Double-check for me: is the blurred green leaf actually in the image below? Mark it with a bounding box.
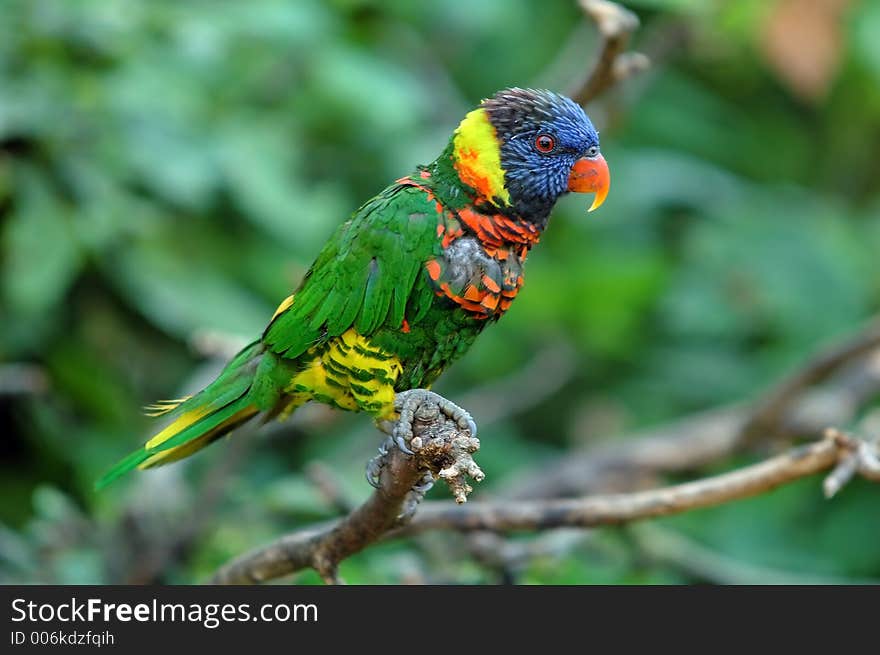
[108,238,271,339]
[2,168,83,318]
[2,0,880,585]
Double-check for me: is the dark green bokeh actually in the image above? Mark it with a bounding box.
[2,0,879,584]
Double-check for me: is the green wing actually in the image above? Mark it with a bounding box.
[263,183,441,359]
[96,183,443,488]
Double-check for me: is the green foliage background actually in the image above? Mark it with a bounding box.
[2,0,880,584]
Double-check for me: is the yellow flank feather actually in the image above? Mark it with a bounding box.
[452,107,511,205]
[285,328,402,420]
[285,358,359,413]
[144,406,211,450]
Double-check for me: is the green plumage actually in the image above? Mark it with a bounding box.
[264,178,488,389]
[98,176,486,488]
[97,87,599,487]
[264,184,444,359]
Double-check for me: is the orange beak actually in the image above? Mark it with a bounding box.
[567,154,610,212]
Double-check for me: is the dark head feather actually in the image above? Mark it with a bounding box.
[482,88,600,226]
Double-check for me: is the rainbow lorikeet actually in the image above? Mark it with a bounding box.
[97,88,610,489]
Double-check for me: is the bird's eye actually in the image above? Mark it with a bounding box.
[534,134,555,153]
[586,145,600,158]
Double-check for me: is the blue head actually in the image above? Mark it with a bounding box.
[480,88,609,225]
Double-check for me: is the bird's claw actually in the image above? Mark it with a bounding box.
[436,396,478,439]
[395,435,414,455]
[399,471,436,522]
[365,436,393,488]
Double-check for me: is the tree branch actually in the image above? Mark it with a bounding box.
[210,429,879,583]
[509,320,880,500]
[570,0,649,105]
[397,431,879,534]
[440,320,880,576]
[211,398,483,584]
[736,318,880,447]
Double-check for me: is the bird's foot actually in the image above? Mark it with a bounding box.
[391,388,477,454]
[399,471,436,521]
[365,389,481,510]
[365,435,393,489]
[365,438,436,520]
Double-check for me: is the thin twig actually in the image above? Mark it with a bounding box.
[570,0,649,105]
[822,427,880,498]
[737,318,880,447]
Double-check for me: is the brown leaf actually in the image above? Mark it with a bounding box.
[760,0,852,102]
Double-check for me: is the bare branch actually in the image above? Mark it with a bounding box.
[210,401,483,584]
[571,0,649,105]
[395,434,877,535]
[822,427,880,498]
[424,318,880,576]
[510,321,880,500]
[737,318,880,447]
[210,432,879,583]
[208,319,880,584]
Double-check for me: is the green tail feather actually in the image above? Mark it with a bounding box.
[95,340,267,490]
[95,449,152,490]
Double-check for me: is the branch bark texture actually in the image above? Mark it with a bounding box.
[211,430,879,583]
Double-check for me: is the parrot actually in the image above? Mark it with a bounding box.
[96,88,610,489]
